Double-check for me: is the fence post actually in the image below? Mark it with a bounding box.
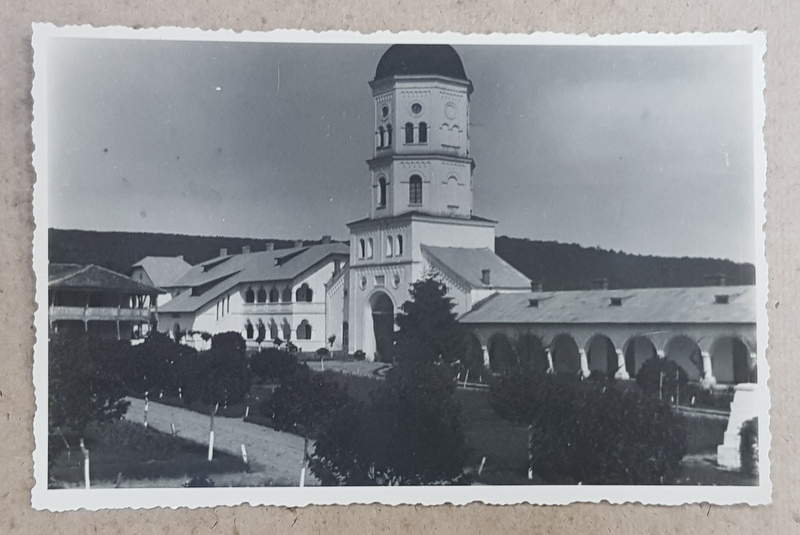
[527,424,534,480]
[80,438,90,489]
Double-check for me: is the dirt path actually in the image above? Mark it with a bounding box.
[124,397,317,486]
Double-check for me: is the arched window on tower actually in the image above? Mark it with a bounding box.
[378,177,387,208]
[269,287,280,303]
[377,126,385,149]
[367,238,374,259]
[409,175,423,205]
[446,176,459,208]
[359,239,366,259]
[396,234,404,256]
[404,122,414,144]
[386,124,392,146]
[386,235,393,257]
[418,122,428,143]
[244,287,255,303]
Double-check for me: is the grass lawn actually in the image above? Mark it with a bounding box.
[49,419,248,488]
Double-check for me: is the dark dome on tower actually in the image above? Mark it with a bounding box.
[374,45,468,81]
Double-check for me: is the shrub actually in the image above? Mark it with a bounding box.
[635,357,689,401]
[260,365,351,437]
[491,371,687,484]
[182,348,251,408]
[211,331,247,356]
[316,347,331,358]
[120,331,197,397]
[739,417,758,477]
[249,348,298,383]
[309,353,468,485]
[353,350,366,361]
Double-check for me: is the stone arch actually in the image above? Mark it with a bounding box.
[269,287,280,303]
[244,287,255,303]
[516,332,548,374]
[297,319,312,340]
[664,334,704,381]
[585,334,617,378]
[296,283,313,303]
[623,335,657,378]
[268,319,279,340]
[377,176,387,208]
[710,336,754,384]
[256,287,267,303]
[281,318,292,341]
[551,333,581,376]
[244,319,254,340]
[364,290,395,363]
[488,332,516,373]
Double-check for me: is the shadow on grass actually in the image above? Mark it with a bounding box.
[49,419,248,488]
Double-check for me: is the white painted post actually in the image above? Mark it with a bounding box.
[579,349,590,379]
[658,371,664,400]
[463,369,470,388]
[171,423,176,436]
[208,431,215,462]
[144,392,149,428]
[241,444,248,465]
[320,356,324,372]
[299,466,306,487]
[478,456,486,476]
[245,405,250,419]
[80,438,90,489]
[527,425,534,480]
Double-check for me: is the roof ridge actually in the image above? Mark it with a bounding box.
[48,264,92,285]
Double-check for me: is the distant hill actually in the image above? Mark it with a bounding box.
[495,236,755,290]
[49,228,755,289]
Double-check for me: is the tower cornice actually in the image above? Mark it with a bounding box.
[367,154,476,172]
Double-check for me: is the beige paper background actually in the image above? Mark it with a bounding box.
[2,1,797,532]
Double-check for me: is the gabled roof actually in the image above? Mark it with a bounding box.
[422,245,531,290]
[131,256,192,288]
[159,243,349,314]
[458,285,756,325]
[49,263,162,294]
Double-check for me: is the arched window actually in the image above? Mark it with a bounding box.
[405,122,414,144]
[244,287,255,303]
[296,283,313,302]
[386,235,394,257]
[269,320,279,340]
[396,234,404,256]
[281,319,292,341]
[256,287,267,303]
[281,287,292,302]
[446,176,459,207]
[378,177,387,208]
[245,320,254,340]
[409,175,422,205]
[269,287,280,303]
[297,320,312,340]
[256,319,266,341]
[359,239,366,259]
[418,122,428,143]
[367,238,374,259]
[377,126,385,148]
[386,124,392,146]
[342,321,349,347]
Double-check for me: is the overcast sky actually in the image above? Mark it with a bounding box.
[47,38,758,263]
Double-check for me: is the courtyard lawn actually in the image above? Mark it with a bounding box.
[49,419,248,488]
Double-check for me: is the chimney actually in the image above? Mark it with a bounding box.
[294,240,304,248]
[264,242,274,251]
[530,280,543,292]
[178,255,184,261]
[242,245,251,254]
[321,235,332,244]
[481,269,491,285]
[219,248,228,257]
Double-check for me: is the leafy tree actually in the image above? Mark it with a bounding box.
[249,347,298,383]
[635,357,689,401]
[49,334,130,459]
[393,276,465,364]
[119,331,196,398]
[309,341,468,485]
[211,331,247,356]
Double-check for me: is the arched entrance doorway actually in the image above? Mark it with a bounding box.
[586,335,617,378]
[664,335,704,381]
[623,336,657,378]
[364,291,395,362]
[551,334,581,376]
[710,337,753,384]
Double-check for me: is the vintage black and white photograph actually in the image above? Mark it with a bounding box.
[31,26,768,509]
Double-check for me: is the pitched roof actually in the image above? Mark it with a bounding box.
[131,256,192,288]
[159,243,349,314]
[422,245,531,290]
[458,285,757,325]
[49,263,162,294]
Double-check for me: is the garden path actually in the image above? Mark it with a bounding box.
[124,397,318,486]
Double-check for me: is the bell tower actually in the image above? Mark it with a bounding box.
[368,45,475,220]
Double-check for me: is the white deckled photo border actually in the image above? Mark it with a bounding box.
[31,24,770,510]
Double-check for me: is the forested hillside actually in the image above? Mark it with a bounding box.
[49,228,755,289]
